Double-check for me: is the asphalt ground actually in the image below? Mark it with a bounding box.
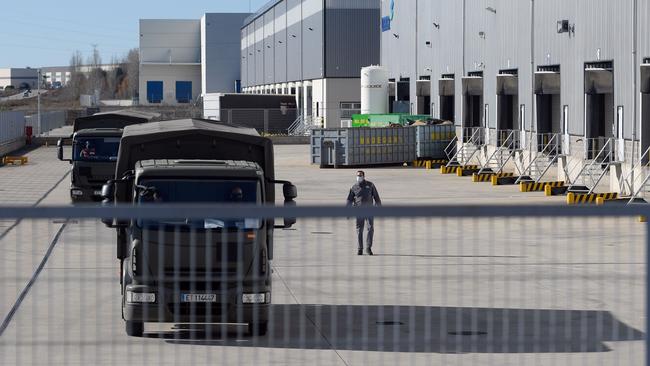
[0,145,645,365]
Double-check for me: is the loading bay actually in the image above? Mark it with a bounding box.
[0,145,644,365]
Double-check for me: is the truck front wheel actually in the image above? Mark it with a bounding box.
[125,321,144,337]
[248,321,268,336]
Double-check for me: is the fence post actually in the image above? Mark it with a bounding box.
[647,219,650,366]
[264,109,269,135]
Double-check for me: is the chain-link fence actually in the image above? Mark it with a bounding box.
[0,205,647,365]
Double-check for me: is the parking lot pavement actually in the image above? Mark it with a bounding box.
[274,145,568,206]
[0,144,646,365]
[0,146,70,206]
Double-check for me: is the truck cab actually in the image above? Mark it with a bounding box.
[101,119,296,337]
[57,110,158,202]
[59,128,122,200]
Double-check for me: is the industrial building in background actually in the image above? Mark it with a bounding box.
[0,68,39,90]
[240,0,380,129]
[381,0,650,197]
[139,13,250,106]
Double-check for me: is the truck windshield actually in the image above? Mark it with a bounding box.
[73,137,120,162]
[137,179,262,231]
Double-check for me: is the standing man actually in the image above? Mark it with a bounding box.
[347,171,382,256]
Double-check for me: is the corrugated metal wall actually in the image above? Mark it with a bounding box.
[325,0,381,78]
[242,0,380,87]
[382,0,644,142]
[274,3,288,83]
[302,0,324,80]
[0,111,26,145]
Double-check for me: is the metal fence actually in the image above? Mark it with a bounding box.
[0,205,647,365]
[0,111,25,145]
[25,111,67,136]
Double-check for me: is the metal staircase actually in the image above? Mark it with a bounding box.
[444,135,458,161]
[567,138,619,194]
[476,130,520,175]
[619,146,650,204]
[516,133,561,184]
[446,127,485,168]
[288,115,317,136]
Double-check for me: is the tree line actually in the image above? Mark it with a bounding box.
[67,46,139,101]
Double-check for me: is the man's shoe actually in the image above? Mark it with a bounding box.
[358,249,363,256]
[366,248,374,256]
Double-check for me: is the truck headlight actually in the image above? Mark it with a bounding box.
[126,291,156,303]
[242,292,270,304]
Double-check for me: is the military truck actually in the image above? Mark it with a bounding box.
[57,110,158,202]
[101,119,297,337]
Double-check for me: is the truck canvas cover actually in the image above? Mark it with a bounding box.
[116,119,275,200]
[73,110,159,132]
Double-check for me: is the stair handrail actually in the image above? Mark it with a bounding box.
[567,138,614,193]
[619,146,650,196]
[446,127,482,167]
[287,114,305,135]
[515,133,560,184]
[627,171,650,204]
[477,130,516,175]
[444,135,458,161]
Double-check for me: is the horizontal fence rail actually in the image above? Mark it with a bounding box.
[0,205,647,365]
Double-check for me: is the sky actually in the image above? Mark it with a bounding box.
[0,0,269,68]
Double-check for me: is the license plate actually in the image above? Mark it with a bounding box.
[181,294,217,303]
[93,190,102,196]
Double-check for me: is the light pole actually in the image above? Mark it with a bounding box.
[37,69,41,135]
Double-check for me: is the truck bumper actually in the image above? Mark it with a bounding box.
[123,284,270,324]
[70,186,103,203]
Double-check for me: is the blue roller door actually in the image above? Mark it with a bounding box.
[176,81,192,103]
[147,81,163,104]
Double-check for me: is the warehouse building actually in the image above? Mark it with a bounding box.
[382,0,650,195]
[139,13,250,106]
[0,68,39,90]
[240,0,380,128]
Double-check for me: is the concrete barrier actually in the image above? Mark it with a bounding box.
[567,192,618,205]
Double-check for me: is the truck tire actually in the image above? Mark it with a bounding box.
[125,321,144,337]
[248,321,268,336]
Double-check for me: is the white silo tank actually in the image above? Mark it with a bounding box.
[361,65,389,114]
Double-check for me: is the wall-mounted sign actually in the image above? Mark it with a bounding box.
[382,16,391,32]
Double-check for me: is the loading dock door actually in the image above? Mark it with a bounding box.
[462,77,484,129]
[175,81,192,103]
[496,75,519,132]
[584,68,614,138]
[535,71,562,136]
[439,78,455,122]
[416,80,431,115]
[147,81,163,104]
[641,64,650,157]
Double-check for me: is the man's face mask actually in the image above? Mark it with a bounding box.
[356,176,364,183]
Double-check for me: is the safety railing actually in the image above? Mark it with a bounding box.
[444,135,458,161]
[0,204,646,365]
[477,130,519,175]
[447,127,485,167]
[619,146,650,198]
[569,138,617,194]
[516,133,562,184]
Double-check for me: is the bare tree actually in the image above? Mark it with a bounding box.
[87,45,105,99]
[125,48,139,99]
[67,50,86,100]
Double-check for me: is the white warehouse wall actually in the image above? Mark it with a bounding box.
[139,65,201,106]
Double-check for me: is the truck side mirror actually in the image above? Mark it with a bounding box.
[283,199,297,228]
[283,183,298,201]
[57,138,72,163]
[101,180,129,229]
